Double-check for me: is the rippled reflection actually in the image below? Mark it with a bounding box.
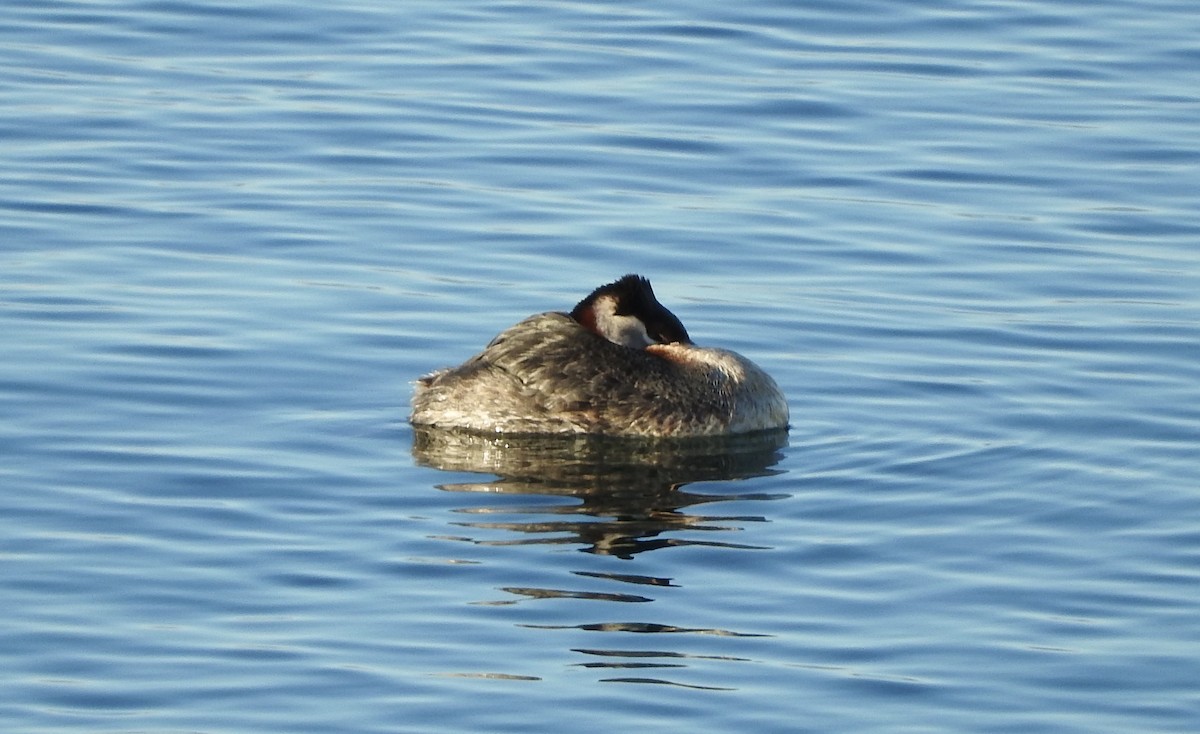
[412,427,789,559]
[412,427,789,688]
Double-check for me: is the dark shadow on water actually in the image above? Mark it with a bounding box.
[411,427,790,690]
[412,427,789,559]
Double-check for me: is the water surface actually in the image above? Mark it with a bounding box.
[2,1,1198,732]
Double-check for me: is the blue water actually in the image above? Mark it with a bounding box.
[3,1,1199,732]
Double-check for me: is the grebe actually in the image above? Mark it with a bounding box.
[410,275,789,437]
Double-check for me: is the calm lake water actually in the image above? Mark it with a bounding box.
[3,1,1199,732]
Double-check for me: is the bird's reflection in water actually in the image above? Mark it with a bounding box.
[412,427,789,559]
[411,426,789,690]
